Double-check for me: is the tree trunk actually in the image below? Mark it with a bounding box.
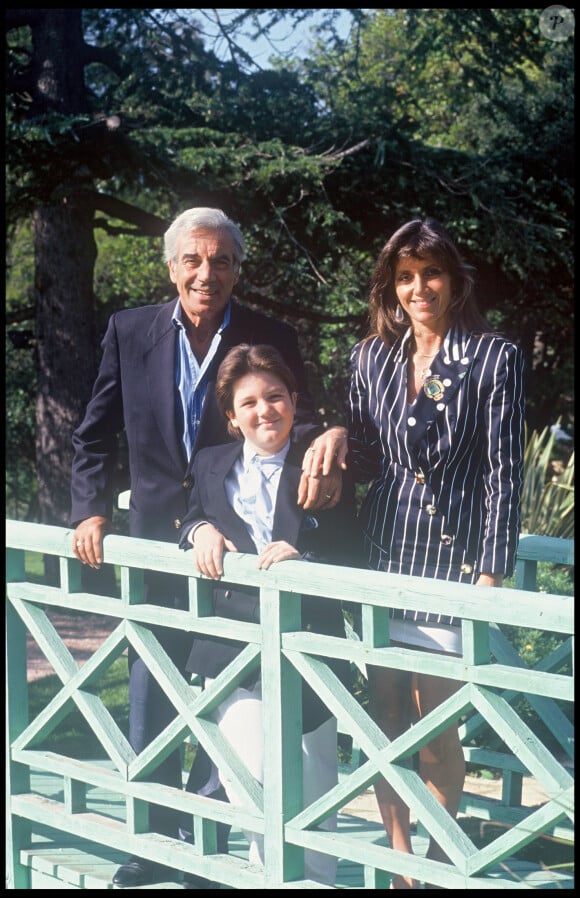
[24,9,99,527]
[34,198,98,526]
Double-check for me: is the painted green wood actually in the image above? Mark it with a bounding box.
[15,773,574,890]
[5,520,573,634]
[461,627,574,747]
[514,534,574,591]
[516,534,574,566]
[6,520,574,889]
[262,587,306,885]
[283,629,572,703]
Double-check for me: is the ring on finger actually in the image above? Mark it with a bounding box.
[76,540,84,547]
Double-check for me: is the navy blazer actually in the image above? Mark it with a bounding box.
[349,324,525,625]
[70,298,316,544]
[178,433,360,732]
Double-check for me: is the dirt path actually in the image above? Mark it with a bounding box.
[26,609,119,682]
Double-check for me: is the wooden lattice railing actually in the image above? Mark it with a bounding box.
[6,520,574,888]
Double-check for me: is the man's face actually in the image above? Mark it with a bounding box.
[168,228,239,325]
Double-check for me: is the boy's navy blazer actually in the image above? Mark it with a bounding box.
[179,433,359,732]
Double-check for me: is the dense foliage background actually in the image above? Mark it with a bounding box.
[6,9,574,527]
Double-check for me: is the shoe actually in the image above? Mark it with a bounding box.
[183,872,220,889]
[112,857,173,887]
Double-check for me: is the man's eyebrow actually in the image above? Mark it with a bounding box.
[181,252,232,261]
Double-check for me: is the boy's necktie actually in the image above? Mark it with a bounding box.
[238,454,283,550]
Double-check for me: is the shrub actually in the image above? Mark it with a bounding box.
[520,419,574,539]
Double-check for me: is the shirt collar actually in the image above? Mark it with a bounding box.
[242,440,291,480]
[171,298,232,333]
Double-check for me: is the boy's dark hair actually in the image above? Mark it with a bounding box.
[216,343,297,439]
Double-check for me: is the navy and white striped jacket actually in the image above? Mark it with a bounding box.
[348,325,525,625]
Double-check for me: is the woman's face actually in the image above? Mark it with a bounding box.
[394,253,452,331]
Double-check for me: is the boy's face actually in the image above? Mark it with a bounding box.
[227,372,296,457]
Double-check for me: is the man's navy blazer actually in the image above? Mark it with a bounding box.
[70,298,316,545]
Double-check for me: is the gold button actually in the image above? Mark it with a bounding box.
[460,563,473,574]
[174,518,182,529]
[441,534,453,546]
[416,472,425,484]
[425,504,437,515]
[182,477,193,489]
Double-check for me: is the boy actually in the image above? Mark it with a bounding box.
[179,343,359,885]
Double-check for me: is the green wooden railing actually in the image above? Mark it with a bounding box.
[6,519,574,889]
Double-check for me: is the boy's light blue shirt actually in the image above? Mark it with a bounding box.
[226,440,291,551]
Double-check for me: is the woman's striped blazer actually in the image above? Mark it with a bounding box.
[348,324,525,625]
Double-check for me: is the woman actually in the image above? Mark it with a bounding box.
[348,218,525,888]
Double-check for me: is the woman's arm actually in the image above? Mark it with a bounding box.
[479,341,526,578]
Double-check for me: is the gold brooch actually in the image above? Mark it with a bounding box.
[423,377,445,401]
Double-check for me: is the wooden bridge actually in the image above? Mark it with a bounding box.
[6,520,574,889]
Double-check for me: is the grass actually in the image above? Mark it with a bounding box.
[28,656,198,770]
[29,657,129,758]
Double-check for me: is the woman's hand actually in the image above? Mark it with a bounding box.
[298,426,348,510]
[257,541,301,570]
[192,523,238,580]
[476,573,504,588]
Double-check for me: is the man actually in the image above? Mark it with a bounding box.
[70,207,347,887]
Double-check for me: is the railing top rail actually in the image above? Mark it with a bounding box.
[6,520,574,636]
[516,533,575,565]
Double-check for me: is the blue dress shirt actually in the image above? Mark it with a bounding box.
[172,299,231,459]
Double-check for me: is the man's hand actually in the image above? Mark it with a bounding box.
[72,516,109,569]
[298,426,348,510]
[192,523,238,580]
